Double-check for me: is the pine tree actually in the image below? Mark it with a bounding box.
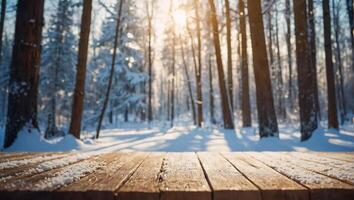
[96,0,124,139]
[92,0,145,129]
[4,0,45,148]
[41,0,76,138]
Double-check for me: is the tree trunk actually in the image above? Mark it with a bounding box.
[193,0,204,127]
[167,80,171,121]
[285,0,293,111]
[181,37,197,125]
[208,0,234,129]
[96,0,123,139]
[347,0,354,72]
[170,33,175,128]
[208,54,216,124]
[69,0,92,139]
[225,0,233,111]
[266,0,274,76]
[323,0,339,129]
[4,0,44,148]
[332,0,347,124]
[45,47,60,139]
[247,0,278,137]
[0,0,6,63]
[147,1,153,122]
[308,0,321,120]
[124,107,128,122]
[293,0,318,141]
[275,5,285,120]
[239,0,251,127]
[187,23,200,125]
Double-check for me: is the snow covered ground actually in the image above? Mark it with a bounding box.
[1,121,354,152]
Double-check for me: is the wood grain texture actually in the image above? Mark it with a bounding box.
[117,153,164,200]
[57,152,147,200]
[223,152,309,200]
[266,152,354,185]
[250,152,354,200]
[314,152,354,163]
[0,152,63,164]
[0,152,353,200]
[289,152,354,170]
[159,152,212,200]
[198,152,261,200]
[0,153,69,183]
[0,152,37,161]
[0,153,111,200]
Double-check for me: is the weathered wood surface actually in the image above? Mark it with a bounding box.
[0,152,353,200]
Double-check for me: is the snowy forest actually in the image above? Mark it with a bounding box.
[0,0,353,152]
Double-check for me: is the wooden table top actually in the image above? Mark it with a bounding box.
[0,152,353,200]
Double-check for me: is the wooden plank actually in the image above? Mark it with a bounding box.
[0,152,57,163]
[0,152,37,161]
[198,152,261,200]
[56,152,148,200]
[289,152,354,171]
[117,153,164,200]
[290,152,354,168]
[0,153,114,200]
[222,152,309,200]
[264,152,354,185]
[0,153,66,171]
[159,153,211,200]
[249,152,354,200]
[312,152,354,163]
[0,152,92,183]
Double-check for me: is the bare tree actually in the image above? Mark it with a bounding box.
[247,0,278,137]
[209,0,234,129]
[4,0,44,148]
[96,0,124,139]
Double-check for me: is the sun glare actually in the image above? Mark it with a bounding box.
[172,9,188,32]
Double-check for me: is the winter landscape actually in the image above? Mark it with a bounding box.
[0,0,353,153]
[0,0,354,199]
